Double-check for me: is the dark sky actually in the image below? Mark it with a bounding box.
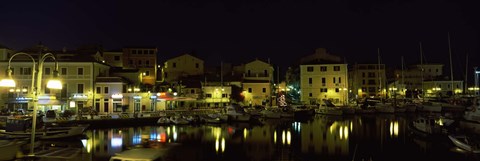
[1,0,479,81]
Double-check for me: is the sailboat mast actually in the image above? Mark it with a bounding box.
[448,32,454,96]
[220,61,223,105]
[419,42,424,100]
[401,56,405,97]
[465,53,468,94]
[377,48,382,99]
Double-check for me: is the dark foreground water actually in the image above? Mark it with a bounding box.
[39,114,480,161]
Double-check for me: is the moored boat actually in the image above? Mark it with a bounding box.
[448,134,480,153]
[225,104,251,122]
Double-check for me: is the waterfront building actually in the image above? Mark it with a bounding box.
[299,49,348,106]
[241,59,274,106]
[162,54,204,83]
[423,80,463,97]
[0,48,112,114]
[394,64,443,96]
[349,64,387,99]
[121,47,158,85]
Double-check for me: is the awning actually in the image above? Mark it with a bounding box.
[38,99,62,105]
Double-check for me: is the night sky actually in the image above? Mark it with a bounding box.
[1,0,479,81]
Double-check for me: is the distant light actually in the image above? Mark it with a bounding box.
[0,79,15,87]
[47,79,63,89]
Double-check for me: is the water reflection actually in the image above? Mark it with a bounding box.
[76,114,477,161]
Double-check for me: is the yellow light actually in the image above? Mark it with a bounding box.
[47,79,63,89]
[282,130,285,145]
[0,79,16,87]
[344,126,349,140]
[390,122,393,137]
[287,131,291,145]
[22,88,27,92]
[221,138,225,152]
[9,89,14,92]
[274,131,277,144]
[339,127,343,140]
[243,128,247,140]
[215,138,219,153]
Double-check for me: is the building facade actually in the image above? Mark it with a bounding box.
[349,64,387,99]
[423,80,463,97]
[122,47,158,85]
[241,59,274,106]
[300,63,348,105]
[163,54,204,83]
[394,64,444,95]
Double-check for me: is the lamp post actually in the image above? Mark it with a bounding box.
[0,52,62,157]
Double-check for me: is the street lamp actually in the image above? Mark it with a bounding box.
[0,52,62,157]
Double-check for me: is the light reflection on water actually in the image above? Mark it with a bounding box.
[77,114,476,161]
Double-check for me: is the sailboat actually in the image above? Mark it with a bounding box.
[415,42,442,113]
[373,48,395,113]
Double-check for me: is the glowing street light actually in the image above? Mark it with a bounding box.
[0,52,62,157]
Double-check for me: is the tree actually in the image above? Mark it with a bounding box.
[230,85,245,103]
[286,67,301,104]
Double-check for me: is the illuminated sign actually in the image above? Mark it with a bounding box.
[16,97,33,101]
[73,94,88,99]
[133,95,142,99]
[111,94,123,99]
[38,95,56,100]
